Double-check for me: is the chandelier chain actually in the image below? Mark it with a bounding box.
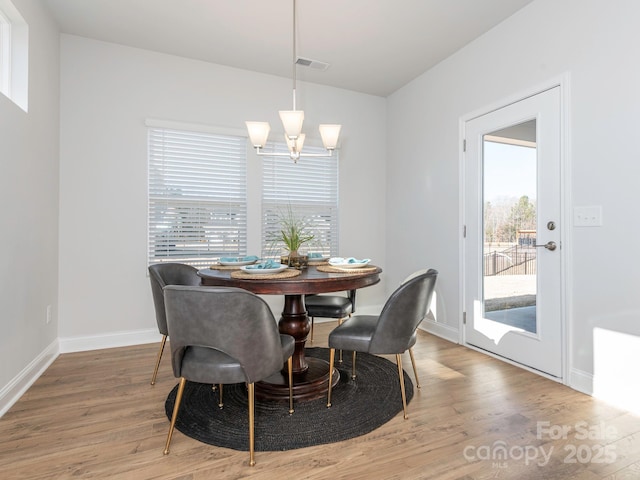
[292,0,297,111]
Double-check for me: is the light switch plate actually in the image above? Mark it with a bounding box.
[574,206,602,227]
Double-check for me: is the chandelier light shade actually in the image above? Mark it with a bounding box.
[245,121,271,148]
[245,0,341,162]
[319,124,342,150]
[279,110,305,139]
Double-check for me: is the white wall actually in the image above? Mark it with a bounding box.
[0,0,59,413]
[387,0,640,407]
[58,35,387,349]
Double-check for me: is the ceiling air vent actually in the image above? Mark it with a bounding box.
[296,57,330,71]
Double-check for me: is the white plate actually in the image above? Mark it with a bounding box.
[329,260,371,268]
[219,259,258,266]
[241,265,288,275]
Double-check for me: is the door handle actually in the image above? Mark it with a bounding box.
[534,241,557,251]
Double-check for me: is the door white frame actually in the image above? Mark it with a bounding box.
[458,74,571,384]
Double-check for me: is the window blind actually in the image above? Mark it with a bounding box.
[261,143,339,259]
[148,126,247,267]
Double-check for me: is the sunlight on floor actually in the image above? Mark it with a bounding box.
[593,327,640,416]
[419,358,466,380]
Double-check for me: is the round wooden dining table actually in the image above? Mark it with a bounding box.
[198,264,382,401]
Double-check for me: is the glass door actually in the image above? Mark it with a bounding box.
[464,87,563,378]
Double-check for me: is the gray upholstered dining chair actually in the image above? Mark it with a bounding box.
[399,268,432,388]
[326,269,438,419]
[162,285,294,467]
[305,289,356,345]
[148,263,201,385]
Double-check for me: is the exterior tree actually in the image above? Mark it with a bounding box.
[485,195,536,244]
[499,195,536,242]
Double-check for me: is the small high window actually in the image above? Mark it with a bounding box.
[0,10,10,95]
[0,0,28,111]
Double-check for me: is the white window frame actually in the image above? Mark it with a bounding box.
[147,120,248,268]
[261,143,339,259]
[0,0,27,111]
[0,9,10,96]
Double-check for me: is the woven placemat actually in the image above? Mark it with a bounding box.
[308,260,329,266]
[209,264,244,270]
[316,264,379,274]
[230,268,302,279]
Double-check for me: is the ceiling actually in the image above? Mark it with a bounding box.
[41,0,534,97]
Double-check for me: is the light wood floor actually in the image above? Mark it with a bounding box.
[2,323,640,480]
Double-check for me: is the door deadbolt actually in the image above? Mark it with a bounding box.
[547,221,556,231]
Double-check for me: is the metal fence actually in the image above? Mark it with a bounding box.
[484,245,537,276]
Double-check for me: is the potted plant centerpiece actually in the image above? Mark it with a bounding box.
[276,206,314,268]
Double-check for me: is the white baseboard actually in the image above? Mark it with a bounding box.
[0,339,59,417]
[1,330,161,418]
[58,328,160,354]
[568,367,593,396]
[419,318,459,344]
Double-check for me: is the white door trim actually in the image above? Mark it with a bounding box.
[458,73,571,385]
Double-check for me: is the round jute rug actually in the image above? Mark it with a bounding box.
[164,347,413,451]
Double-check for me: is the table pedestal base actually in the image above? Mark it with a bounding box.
[197,267,381,402]
[255,357,339,402]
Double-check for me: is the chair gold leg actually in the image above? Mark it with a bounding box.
[218,384,223,408]
[396,354,408,419]
[351,351,357,380]
[288,357,294,414]
[327,348,335,407]
[151,335,167,385]
[248,383,256,467]
[164,377,186,454]
[337,316,347,363]
[408,347,421,388]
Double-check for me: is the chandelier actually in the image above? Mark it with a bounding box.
[245,0,341,163]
